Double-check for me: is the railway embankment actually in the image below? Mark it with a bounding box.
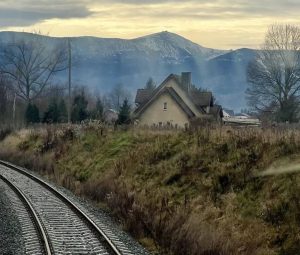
[1,124,300,255]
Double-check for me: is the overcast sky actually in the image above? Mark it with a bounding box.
[0,0,299,49]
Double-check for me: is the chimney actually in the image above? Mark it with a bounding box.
[181,72,191,93]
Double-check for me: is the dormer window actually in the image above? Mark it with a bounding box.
[163,102,167,110]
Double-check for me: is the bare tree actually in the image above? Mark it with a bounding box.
[0,76,9,118]
[101,94,112,111]
[0,34,68,103]
[109,83,130,110]
[247,24,300,122]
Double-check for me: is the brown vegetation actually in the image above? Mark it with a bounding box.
[1,124,300,254]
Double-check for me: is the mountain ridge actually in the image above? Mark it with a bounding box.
[0,31,257,110]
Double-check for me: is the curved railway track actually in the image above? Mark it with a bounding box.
[0,175,50,255]
[0,161,133,255]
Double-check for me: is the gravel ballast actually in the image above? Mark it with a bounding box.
[1,162,151,255]
[0,181,24,255]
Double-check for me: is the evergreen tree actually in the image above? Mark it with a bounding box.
[91,98,104,120]
[25,103,40,124]
[96,98,104,119]
[145,77,156,91]
[58,99,67,123]
[71,92,88,122]
[43,98,68,123]
[43,99,59,123]
[117,99,131,124]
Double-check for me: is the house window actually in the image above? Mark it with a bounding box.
[163,102,167,110]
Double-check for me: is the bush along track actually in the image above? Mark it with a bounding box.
[2,124,300,254]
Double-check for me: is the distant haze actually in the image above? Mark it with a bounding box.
[0,31,257,111]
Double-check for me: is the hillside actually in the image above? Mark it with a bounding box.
[203,48,257,108]
[0,31,256,110]
[1,125,300,254]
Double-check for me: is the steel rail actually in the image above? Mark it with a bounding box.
[0,160,123,255]
[0,174,53,255]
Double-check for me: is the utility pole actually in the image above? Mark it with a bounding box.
[12,92,16,129]
[68,38,72,124]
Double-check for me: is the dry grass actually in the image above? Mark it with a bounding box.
[2,124,300,254]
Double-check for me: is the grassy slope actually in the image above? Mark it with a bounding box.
[1,125,300,255]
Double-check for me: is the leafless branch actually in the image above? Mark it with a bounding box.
[247,24,300,122]
[0,34,68,103]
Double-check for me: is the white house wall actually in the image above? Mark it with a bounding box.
[138,92,190,128]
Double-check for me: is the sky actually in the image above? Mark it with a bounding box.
[0,0,299,49]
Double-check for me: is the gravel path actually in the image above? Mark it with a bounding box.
[0,181,24,255]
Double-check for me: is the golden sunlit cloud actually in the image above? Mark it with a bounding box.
[1,0,300,49]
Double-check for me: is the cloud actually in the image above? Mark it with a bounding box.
[107,0,300,18]
[0,0,94,27]
[2,0,300,28]
[96,0,213,4]
[2,0,300,49]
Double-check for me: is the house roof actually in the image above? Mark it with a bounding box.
[172,74,213,107]
[189,91,213,107]
[105,109,118,114]
[134,73,215,118]
[134,74,180,115]
[223,108,234,116]
[135,89,152,105]
[209,105,223,118]
[164,87,196,118]
[135,86,196,118]
[173,74,182,84]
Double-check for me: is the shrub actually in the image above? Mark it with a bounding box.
[0,127,12,141]
[25,103,40,124]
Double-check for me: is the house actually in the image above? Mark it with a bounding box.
[222,108,234,118]
[134,72,223,128]
[103,109,118,124]
[234,113,252,119]
[223,112,261,126]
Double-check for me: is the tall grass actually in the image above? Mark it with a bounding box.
[2,124,300,254]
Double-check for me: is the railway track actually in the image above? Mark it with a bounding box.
[0,161,136,255]
[0,176,49,254]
